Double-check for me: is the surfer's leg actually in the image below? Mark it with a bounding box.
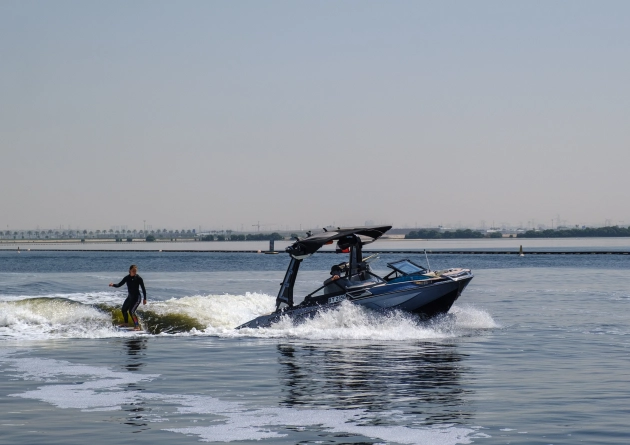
[130,297,142,328]
[121,296,133,324]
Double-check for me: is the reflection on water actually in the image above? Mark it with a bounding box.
[123,338,147,372]
[277,342,473,425]
[119,338,150,431]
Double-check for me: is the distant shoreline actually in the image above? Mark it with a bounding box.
[2,235,630,245]
[0,238,194,244]
[1,236,630,255]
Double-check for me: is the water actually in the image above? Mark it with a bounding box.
[1,250,629,444]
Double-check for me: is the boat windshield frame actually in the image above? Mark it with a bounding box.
[386,259,428,276]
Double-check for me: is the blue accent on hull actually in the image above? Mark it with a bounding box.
[237,276,472,329]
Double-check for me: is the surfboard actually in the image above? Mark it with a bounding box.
[114,325,147,333]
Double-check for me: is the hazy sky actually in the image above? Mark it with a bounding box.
[1,1,629,231]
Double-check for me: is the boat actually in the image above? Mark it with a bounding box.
[236,225,473,329]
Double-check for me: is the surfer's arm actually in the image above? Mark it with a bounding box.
[110,276,128,288]
[139,277,147,300]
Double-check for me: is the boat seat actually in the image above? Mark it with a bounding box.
[323,273,382,295]
[323,277,350,295]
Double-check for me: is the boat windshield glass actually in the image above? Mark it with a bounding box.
[387,259,427,275]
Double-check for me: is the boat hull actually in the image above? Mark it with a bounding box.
[357,277,471,317]
[236,275,473,329]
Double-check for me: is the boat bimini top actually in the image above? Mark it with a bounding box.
[286,225,392,259]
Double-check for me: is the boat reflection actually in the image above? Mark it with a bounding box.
[277,342,473,425]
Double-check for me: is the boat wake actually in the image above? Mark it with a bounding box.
[1,350,487,445]
[0,292,498,341]
[224,301,498,340]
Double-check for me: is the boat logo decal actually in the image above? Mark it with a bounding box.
[327,295,347,304]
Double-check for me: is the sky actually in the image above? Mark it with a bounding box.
[1,1,629,232]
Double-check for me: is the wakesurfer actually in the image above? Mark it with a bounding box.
[109,264,147,330]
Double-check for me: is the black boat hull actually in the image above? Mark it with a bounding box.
[236,276,473,329]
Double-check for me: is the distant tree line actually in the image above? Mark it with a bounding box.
[0,228,198,240]
[406,229,486,239]
[201,232,284,241]
[518,226,630,238]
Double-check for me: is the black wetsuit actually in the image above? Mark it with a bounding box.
[113,274,147,324]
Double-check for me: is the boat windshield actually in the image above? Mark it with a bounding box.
[387,259,427,276]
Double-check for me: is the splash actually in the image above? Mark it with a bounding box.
[449,304,501,330]
[0,293,497,341]
[0,297,115,340]
[227,301,497,340]
[147,292,275,331]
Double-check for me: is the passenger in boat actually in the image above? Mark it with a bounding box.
[330,265,342,280]
[322,263,348,294]
[329,263,348,281]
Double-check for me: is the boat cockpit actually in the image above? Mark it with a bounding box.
[322,254,384,295]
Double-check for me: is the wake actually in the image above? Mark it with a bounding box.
[0,292,497,341]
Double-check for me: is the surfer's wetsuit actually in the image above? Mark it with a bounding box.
[112,274,147,325]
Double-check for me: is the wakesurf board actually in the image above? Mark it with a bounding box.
[114,325,147,334]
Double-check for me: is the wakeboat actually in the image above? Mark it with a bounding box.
[236,225,473,329]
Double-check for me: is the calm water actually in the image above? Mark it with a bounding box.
[1,250,629,444]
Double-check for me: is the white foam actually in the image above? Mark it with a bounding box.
[2,352,480,445]
[0,298,145,340]
[0,299,116,340]
[4,355,151,382]
[166,396,477,444]
[0,291,497,341]
[5,354,159,411]
[0,291,123,305]
[215,301,497,341]
[148,292,275,330]
[450,305,501,330]
[124,292,498,341]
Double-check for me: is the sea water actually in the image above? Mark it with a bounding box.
[1,251,629,444]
